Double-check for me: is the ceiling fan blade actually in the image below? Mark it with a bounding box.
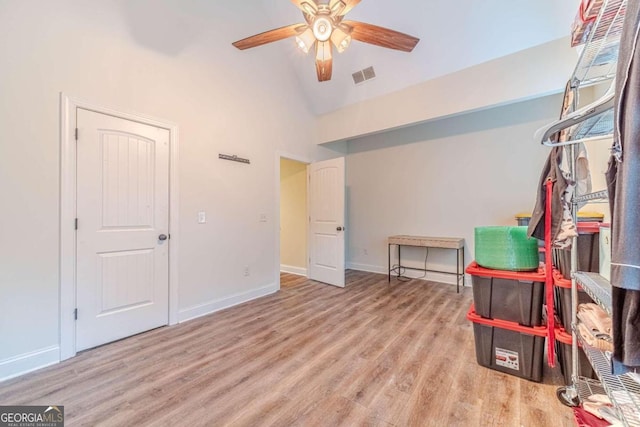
[232,24,306,50]
[342,20,420,52]
[330,0,360,16]
[315,41,333,82]
[291,0,318,15]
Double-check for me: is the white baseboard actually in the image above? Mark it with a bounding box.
[347,262,386,274]
[280,265,307,276]
[178,283,279,323]
[0,346,60,383]
[347,262,470,287]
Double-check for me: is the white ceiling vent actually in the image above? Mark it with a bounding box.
[352,66,376,85]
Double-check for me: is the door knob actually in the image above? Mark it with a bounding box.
[336,227,343,231]
[158,234,168,241]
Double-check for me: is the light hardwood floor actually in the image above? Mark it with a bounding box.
[0,271,574,426]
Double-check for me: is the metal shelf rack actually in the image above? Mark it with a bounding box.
[572,108,614,141]
[573,189,610,204]
[574,272,613,316]
[573,0,626,87]
[535,0,637,423]
[577,377,608,400]
[537,0,625,146]
[577,333,640,426]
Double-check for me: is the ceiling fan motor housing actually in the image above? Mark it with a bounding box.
[231,0,420,82]
[313,15,333,41]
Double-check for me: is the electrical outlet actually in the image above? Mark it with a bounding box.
[259,213,267,222]
[363,249,368,256]
[243,266,250,277]
[198,211,206,224]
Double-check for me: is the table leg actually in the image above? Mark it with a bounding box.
[398,245,401,280]
[388,244,391,283]
[461,247,465,292]
[456,248,460,293]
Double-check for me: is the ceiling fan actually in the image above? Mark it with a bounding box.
[232,0,420,82]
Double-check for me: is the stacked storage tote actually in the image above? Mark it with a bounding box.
[466,226,546,382]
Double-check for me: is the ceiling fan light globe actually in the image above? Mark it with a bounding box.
[340,36,351,51]
[295,37,309,53]
[313,16,333,42]
[295,28,316,53]
[330,25,351,53]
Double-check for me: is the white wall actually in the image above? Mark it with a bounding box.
[346,94,564,283]
[0,0,580,380]
[0,0,341,379]
[317,37,577,144]
[280,158,307,274]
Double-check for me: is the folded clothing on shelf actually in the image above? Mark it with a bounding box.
[573,406,614,427]
[582,394,620,423]
[578,303,613,352]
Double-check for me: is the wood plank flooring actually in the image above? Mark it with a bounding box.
[0,271,574,426]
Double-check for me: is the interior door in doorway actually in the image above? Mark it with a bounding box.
[308,157,345,287]
[75,108,170,351]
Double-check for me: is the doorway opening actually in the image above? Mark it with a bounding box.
[279,158,308,277]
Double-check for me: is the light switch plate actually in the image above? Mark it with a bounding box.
[198,211,206,224]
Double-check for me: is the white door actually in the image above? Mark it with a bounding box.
[307,157,345,287]
[75,108,170,351]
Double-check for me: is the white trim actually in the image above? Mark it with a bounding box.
[178,283,278,323]
[347,262,386,275]
[347,262,470,287]
[0,346,59,383]
[59,94,76,361]
[275,152,312,291]
[280,265,307,276]
[59,93,180,362]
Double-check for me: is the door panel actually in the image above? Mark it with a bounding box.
[97,249,154,314]
[308,157,345,287]
[76,109,169,351]
[101,133,155,228]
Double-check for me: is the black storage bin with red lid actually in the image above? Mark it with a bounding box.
[466,261,545,326]
[554,222,603,279]
[467,305,545,382]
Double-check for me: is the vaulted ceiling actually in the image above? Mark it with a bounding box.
[244,0,578,114]
[118,0,578,116]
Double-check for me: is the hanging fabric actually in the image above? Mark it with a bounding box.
[606,0,640,374]
[529,81,573,244]
[527,145,567,244]
[545,179,556,367]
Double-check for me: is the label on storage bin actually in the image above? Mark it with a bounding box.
[495,347,519,371]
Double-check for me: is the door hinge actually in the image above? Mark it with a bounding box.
[74,218,78,230]
[75,128,78,141]
[74,308,78,320]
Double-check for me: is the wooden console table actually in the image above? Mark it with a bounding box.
[387,235,465,293]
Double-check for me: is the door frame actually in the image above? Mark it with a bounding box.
[59,93,180,361]
[274,152,312,290]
